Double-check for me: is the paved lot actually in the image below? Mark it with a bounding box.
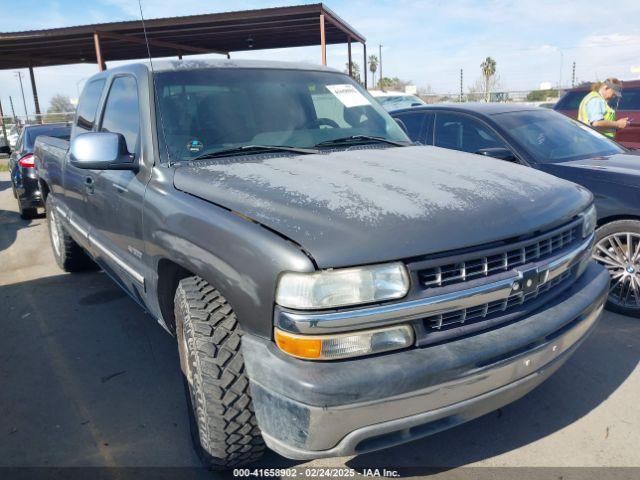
[0,171,639,476]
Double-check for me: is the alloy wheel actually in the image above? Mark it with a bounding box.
[593,232,640,309]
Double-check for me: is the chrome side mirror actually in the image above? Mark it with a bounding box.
[69,132,136,170]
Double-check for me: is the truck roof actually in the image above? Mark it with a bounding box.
[103,58,342,75]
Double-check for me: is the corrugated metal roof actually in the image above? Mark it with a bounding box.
[0,3,365,70]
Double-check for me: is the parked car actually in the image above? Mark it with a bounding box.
[554,80,640,149]
[369,89,426,111]
[391,103,640,315]
[35,60,607,468]
[0,132,9,154]
[9,123,71,219]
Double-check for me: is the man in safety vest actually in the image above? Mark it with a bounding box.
[577,78,628,138]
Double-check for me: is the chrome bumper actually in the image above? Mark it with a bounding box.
[243,262,609,460]
[277,235,594,334]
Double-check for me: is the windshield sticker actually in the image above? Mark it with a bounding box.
[326,84,370,108]
[187,139,204,153]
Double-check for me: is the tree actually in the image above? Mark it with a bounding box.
[467,74,502,102]
[47,94,73,114]
[378,76,411,91]
[345,61,363,85]
[44,94,74,123]
[480,57,497,102]
[526,89,559,102]
[368,55,378,89]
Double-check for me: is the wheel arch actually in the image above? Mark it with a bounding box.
[597,214,640,228]
[155,258,196,335]
[39,178,51,202]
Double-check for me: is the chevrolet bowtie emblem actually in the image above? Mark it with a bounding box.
[513,267,549,295]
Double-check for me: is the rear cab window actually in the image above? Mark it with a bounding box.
[555,91,585,110]
[617,88,640,110]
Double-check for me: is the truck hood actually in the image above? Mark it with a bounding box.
[174,146,591,268]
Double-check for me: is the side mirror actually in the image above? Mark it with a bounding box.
[69,132,136,170]
[476,147,517,162]
[410,102,422,107]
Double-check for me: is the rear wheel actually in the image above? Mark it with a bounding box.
[17,193,37,219]
[593,220,640,317]
[45,196,96,272]
[175,276,265,469]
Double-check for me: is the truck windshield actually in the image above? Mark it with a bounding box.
[154,68,409,161]
[496,109,624,164]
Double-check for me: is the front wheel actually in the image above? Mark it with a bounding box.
[174,276,265,469]
[592,220,640,317]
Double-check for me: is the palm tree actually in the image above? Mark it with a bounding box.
[368,55,378,89]
[480,56,496,102]
[345,61,362,85]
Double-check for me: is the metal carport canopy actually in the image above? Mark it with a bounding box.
[0,3,366,70]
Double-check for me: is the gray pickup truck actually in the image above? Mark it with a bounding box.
[35,60,609,468]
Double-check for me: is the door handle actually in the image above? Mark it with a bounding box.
[84,176,95,194]
[113,183,127,194]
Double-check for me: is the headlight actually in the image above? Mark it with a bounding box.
[275,325,414,360]
[581,204,597,238]
[276,262,410,310]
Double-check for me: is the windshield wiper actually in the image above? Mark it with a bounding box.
[314,135,409,148]
[192,145,319,161]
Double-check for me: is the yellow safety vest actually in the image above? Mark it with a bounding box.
[577,90,617,138]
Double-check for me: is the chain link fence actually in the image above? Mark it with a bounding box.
[416,88,567,106]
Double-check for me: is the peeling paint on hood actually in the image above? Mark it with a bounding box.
[174,145,591,268]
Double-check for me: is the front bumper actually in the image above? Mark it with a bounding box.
[242,262,609,460]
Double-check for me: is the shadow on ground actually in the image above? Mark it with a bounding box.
[0,271,202,469]
[0,269,638,472]
[0,208,37,252]
[0,180,12,193]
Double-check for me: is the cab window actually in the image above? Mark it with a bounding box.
[100,76,140,154]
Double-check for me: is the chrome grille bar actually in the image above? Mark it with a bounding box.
[276,234,593,334]
[421,223,579,289]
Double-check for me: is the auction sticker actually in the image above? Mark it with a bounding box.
[326,84,370,108]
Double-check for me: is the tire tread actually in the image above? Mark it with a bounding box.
[175,276,265,469]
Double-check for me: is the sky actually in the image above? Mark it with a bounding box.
[1,0,639,116]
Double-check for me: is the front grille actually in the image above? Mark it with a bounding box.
[424,269,573,331]
[419,223,579,289]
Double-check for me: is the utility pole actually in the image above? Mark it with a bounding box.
[0,99,7,145]
[378,44,383,86]
[571,62,576,88]
[460,69,464,102]
[28,65,42,123]
[15,71,29,122]
[9,96,17,123]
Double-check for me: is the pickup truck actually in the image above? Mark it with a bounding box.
[35,60,609,468]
